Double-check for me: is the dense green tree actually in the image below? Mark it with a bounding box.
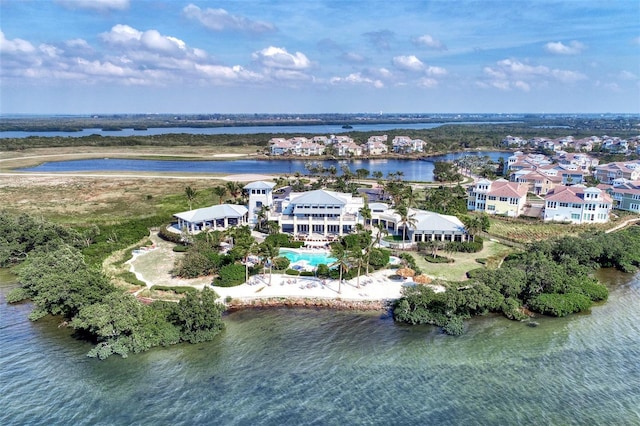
[172,288,225,343]
[16,245,115,320]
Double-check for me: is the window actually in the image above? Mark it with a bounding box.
[488,196,496,201]
[488,205,496,211]
[571,213,580,220]
[559,202,569,207]
[499,197,508,202]
[631,203,640,211]
[547,201,557,209]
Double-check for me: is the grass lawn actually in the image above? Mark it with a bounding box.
[408,240,515,282]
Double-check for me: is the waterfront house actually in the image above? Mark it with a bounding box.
[173,204,249,233]
[271,189,364,237]
[467,178,528,217]
[543,185,612,224]
[392,136,425,153]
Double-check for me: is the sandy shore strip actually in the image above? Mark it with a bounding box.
[126,233,445,306]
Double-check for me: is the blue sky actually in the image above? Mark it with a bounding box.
[1,0,639,114]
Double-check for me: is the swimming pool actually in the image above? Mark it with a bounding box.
[279,249,336,268]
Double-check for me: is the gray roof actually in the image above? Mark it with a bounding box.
[244,181,276,190]
[174,204,248,223]
[291,189,347,206]
[412,210,466,233]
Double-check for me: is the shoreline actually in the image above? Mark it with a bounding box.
[224,297,392,312]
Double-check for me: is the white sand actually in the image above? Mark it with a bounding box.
[219,174,276,182]
[211,269,410,302]
[127,234,445,304]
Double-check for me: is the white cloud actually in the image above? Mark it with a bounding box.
[252,46,311,70]
[55,0,129,12]
[481,58,587,90]
[619,70,637,80]
[65,39,91,50]
[426,66,447,77]
[414,34,446,50]
[0,31,36,54]
[183,4,276,33]
[330,73,384,88]
[544,40,585,55]
[100,24,142,45]
[392,55,424,72]
[632,37,640,45]
[418,78,438,88]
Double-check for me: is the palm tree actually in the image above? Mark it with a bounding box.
[267,220,280,235]
[212,186,228,205]
[359,200,372,230]
[184,186,197,210]
[225,181,243,201]
[256,205,271,232]
[348,244,366,288]
[258,241,280,286]
[373,221,388,247]
[330,242,349,294]
[395,204,417,246]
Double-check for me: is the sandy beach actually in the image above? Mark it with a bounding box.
[126,233,444,305]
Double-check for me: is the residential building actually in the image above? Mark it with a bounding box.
[510,169,561,195]
[173,204,249,233]
[594,160,640,184]
[372,208,470,243]
[244,181,276,224]
[543,185,612,224]
[272,189,364,237]
[467,178,528,217]
[598,179,640,213]
[392,136,425,153]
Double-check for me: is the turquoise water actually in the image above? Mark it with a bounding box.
[1,269,639,425]
[279,248,336,268]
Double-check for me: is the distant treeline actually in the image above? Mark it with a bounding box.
[2,122,638,153]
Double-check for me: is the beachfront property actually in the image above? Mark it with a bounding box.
[543,185,612,224]
[173,204,249,233]
[598,180,640,213]
[467,178,528,217]
[269,188,364,239]
[244,180,276,225]
[371,207,470,243]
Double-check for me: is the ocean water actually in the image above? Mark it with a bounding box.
[1,268,639,425]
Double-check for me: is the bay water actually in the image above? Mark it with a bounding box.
[1,268,639,425]
[18,151,507,182]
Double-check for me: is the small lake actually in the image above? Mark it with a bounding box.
[18,151,508,182]
[0,121,520,139]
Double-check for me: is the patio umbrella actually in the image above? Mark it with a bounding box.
[396,267,415,278]
[413,275,432,284]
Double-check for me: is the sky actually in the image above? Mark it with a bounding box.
[1,0,639,114]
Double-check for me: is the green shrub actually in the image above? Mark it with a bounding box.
[300,271,315,277]
[213,263,246,287]
[172,244,189,252]
[368,248,391,269]
[158,224,183,244]
[272,256,290,270]
[442,316,464,336]
[528,293,592,317]
[316,263,331,277]
[6,287,29,303]
[475,258,487,265]
[424,255,453,264]
[150,285,197,294]
[285,269,300,276]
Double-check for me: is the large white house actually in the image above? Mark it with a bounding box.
[173,204,249,233]
[173,181,471,245]
[543,185,612,224]
[270,189,364,238]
